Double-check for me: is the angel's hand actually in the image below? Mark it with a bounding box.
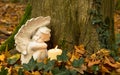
[28,41,47,51]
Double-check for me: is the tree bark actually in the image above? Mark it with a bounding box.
[30,0,115,54]
[102,0,115,51]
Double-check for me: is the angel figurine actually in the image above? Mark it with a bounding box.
[14,16,51,64]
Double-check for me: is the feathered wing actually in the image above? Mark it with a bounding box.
[14,16,51,54]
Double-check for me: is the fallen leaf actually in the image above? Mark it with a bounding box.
[74,45,85,54]
[32,71,41,75]
[0,54,5,61]
[24,71,32,75]
[88,60,100,67]
[116,62,120,68]
[70,54,79,62]
[98,49,110,56]
[116,68,120,73]
[104,56,118,68]
[101,65,110,73]
[66,64,87,74]
[7,66,12,75]
[90,54,97,59]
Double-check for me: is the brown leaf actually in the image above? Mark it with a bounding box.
[66,64,87,74]
[24,71,32,75]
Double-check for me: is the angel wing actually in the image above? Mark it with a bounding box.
[14,16,51,55]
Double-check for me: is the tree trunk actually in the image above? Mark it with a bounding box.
[30,0,115,54]
[102,0,115,51]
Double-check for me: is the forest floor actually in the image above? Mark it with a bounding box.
[0,1,25,45]
[1,1,120,75]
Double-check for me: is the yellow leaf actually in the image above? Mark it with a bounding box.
[0,54,5,61]
[90,54,96,59]
[100,49,110,56]
[7,66,12,75]
[70,54,79,62]
[32,71,41,75]
[14,65,22,72]
[8,54,20,60]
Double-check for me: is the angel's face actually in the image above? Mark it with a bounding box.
[32,32,41,41]
[32,32,51,42]
[39,32,51,41]
[32,27,51,42]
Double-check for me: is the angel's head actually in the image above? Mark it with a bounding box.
[32,26,51,42]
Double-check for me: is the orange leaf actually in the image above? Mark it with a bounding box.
[116,68,120,73]
[104,56,118,68]
[24,71,32,75]
[101,65,110,73]
[74,45,85,55]
[116,62,120,68]
[88,60,100,67]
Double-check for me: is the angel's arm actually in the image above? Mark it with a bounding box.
[28,41,47,51]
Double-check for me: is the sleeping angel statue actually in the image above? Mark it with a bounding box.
[14,16,51,64]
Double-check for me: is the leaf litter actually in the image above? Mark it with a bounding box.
[0,1,25,45]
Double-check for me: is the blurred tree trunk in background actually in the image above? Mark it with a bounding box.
[30,0,115,54]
